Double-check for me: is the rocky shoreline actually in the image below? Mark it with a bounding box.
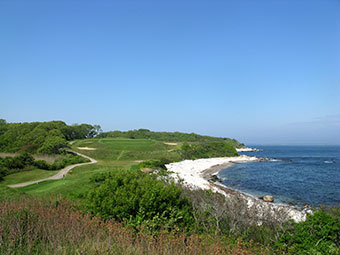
[201,162,309,223]
[166,156,309,223]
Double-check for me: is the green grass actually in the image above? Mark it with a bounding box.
[0,185,23,200]
[72,138,181,161]
[18,164,130,199]
[1,138,182,200]
[2,169,58,185]
[0,169,58,200]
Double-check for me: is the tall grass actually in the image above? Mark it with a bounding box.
[0,197,268,255]
[0,153,61,163]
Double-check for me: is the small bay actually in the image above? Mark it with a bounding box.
[219,146,340,207]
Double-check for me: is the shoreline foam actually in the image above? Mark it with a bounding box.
[166,156,307,223]
[236,147,261,152]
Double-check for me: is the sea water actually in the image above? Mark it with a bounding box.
[219,146,340,207]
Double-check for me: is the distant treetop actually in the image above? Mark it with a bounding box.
[0,120,101,154]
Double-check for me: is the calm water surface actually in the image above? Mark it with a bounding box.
[219,146,340,207]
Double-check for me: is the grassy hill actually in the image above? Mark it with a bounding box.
[0,138,170,198]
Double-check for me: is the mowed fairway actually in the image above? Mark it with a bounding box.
[3,138,182,199]
[72,138,181,162]
[0,169,59,199]
[3,169,59,185]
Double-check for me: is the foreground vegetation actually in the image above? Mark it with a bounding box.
[1,189,339,254]
[0,197,269,255]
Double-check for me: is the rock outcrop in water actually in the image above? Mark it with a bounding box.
[259,195,274,202]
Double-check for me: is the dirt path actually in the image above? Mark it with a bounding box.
[8,150,97,188]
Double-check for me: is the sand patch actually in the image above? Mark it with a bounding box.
[77,147,97,151]
[140,168,153,173]
[164,142,178,146]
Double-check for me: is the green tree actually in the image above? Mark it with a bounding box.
[0,120,100,154]
[37,136,68,154]
[0,119,7,136]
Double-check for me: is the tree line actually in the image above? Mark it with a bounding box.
[98,128,244,148]
[0,119,101,154]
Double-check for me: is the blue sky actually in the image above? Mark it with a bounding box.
[1,0,339,145]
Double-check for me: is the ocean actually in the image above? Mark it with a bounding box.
[218,146,340,207]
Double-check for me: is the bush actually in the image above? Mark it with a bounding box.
[275,209,340,254]
[9,152,35,169]
[0,152,35,170]
[48,154,89,170]
[0,152,89,175]
[85,170,193,232]
[180,142,238,160]
[0,153,89,178]
[34,160,51,170]
[0,167,7,181]
[137,158,172,170]
[0,152,36,180]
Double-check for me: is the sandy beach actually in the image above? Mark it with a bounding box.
[166,155,258,191]
[166,155,307,223]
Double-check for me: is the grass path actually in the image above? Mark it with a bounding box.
[116,150,125,160]
[8,150,97,188]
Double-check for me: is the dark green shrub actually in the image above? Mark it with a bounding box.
[275,210,340,254]
[137,158,171,170]
[34,160,51,170]
[0,153,35,180]
[89,172,115,184]
[62,155,88,165]
[0,167,7,181]
[180,142,238,160]
[85,170,193,232]
[49,154,88,170]
[16,152,35,166]
[1,152,35,169]
[50,159,66,170]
